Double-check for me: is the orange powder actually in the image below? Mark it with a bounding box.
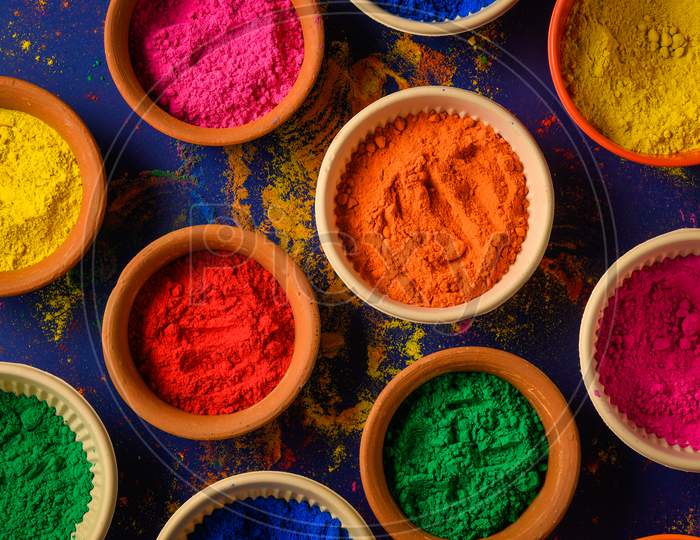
[334,111,529,308]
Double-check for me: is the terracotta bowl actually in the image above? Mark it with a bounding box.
[548,0,700,167]
[102,225,320,440]
[104,0,324,146]
[360,346,580,540]
[0,77,106,296]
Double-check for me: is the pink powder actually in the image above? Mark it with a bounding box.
[129,0,304,128]
[596,254,700,449]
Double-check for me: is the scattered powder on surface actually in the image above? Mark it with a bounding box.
[596,255,700,449]
[129,251,294,415]
[0,108,82,271]
[384,372,548,540]
[130,0,305,128]
[335,111,529,308]
[0,391,93,540]
[381,0,496,22]
[188,497,350,539]
[562,0,700,155]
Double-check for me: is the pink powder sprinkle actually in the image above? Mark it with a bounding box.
[129,0,304,128]
[596,254,700,449]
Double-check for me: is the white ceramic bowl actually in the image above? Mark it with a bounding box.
[157,471,375,539]
[580,228,700,472]
[316,86,553,324]
[349,0,518,36]
[0,362,117,539]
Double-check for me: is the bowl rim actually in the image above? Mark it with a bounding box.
[315,85,554,324]
[579,228,700,472]
[104,0,324,146]
[101,224,320,440]
[359,346,580,540]
[157,471,375,540]
[348,0,519,36]
[548,0,700,167]
[0,361,118,540]
[0,76,106,296]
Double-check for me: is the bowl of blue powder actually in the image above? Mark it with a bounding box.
[349,0,518,36]
[157,471,374,539]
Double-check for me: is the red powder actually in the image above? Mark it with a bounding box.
[128,250,294,415]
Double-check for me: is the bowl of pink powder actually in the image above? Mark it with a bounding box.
[580,228,700,471]
[105,0,323,146]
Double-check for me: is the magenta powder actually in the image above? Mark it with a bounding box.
[596,254,700,449]
[129,0,304,128]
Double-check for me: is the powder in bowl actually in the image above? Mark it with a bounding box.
[128,250,295,415]
[383,372,548,540]
[381,0,497,22]
[129,0,304,128]
[596,254,700,449]
[188,497,350,539]
[0,391,93,540]
[561,0,700,155]
[0,108,83,272]
[335,111,529,308]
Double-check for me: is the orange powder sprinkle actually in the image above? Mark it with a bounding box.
[335,111,529,308]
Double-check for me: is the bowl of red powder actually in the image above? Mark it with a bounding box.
[360,347,580,540]
[581,228,700,471]
[102,225,320,440]
[104,0,323,146]
[316,86,553,324]
[157,471,374,539]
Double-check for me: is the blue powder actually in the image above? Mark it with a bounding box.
[188,497,351,539]
[380,0,496,22]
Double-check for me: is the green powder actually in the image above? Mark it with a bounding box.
[384,372,548,540]
[0,390,94,539]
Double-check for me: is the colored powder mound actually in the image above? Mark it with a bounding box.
[0,391,93,540]
[381,0,496,22]
[335,112,529,308]
[384,372,548,540]
[129,250,295,415]
[562,0,700,155]
[0,108,83,272]
[130,0,304,128]
[596,255,700,449]
[188,496,350,539]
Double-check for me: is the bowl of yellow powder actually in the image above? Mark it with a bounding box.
[0,77,106,296]
[549,0,700,166]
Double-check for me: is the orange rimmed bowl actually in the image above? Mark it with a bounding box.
[548,0,700,167]
[360,346,580,540]
[0,77,106,296]
[102,225,320,440]
[104,0,324,146]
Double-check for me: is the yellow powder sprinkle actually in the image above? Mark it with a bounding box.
[0,109,83,271]
[20,40,31,52]
[562,0,700,155]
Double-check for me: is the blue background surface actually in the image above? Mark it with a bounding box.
[0,0,699,538]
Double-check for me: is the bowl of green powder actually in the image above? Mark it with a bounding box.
[360,346,580,540]
[0,362,117,540]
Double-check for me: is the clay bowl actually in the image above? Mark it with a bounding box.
[104,0,324,146]
[102,224,320,440]
[548,0,700,166]
[360,346,580,540]
[0,77,106,296]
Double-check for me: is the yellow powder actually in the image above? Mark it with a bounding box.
[562,0,700,155]
[0,109,83,271]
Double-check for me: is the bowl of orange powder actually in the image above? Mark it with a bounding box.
[316,86,553,323]
[102,225,320,440]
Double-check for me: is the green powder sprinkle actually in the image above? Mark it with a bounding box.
[384,372,548,540]
[0,391,94,539]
